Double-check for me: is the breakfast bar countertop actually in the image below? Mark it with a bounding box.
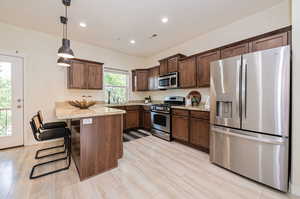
[55,102,126,120]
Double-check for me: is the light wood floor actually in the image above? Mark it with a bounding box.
[0,135,299,199]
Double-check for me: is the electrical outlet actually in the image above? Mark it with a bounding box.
[83,118,93,125]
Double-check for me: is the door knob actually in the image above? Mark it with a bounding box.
[17,105,22,109]
[17,99,22,103]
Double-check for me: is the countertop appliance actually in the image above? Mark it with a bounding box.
[151,96,185,141]
[210,46,290,192]
[158,72,178,89]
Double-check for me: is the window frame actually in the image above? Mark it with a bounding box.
[103,67,130,103]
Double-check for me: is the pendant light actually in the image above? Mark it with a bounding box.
[57,0,74,59]
[57,57,71,67]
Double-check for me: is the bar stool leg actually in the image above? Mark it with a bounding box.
[29,136,71,179]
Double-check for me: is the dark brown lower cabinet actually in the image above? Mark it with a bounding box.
[143,111,151,130]
[190,118,210,150]
[125,110,139,129]
[172,109,210,152]
[172,115,189,142]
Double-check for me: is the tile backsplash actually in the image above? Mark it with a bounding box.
[141,88,210,103]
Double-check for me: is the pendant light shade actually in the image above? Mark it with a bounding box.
[58,38,74,58]
[57,0,74,66]
[57,57,71,67]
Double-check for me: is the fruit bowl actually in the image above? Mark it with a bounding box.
[69,100,96,109]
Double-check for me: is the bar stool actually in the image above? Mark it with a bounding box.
[29,115,71,179]
[34,111,67,159]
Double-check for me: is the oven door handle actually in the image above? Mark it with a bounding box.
[151,110,170,115]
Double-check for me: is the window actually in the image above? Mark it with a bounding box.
[104,68,129,104]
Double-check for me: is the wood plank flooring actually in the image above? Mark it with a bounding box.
[0,135,299,199]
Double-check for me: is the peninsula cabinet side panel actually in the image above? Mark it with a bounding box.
[80,115,121,180]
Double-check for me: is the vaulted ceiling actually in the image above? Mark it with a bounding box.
[0,0,284,57]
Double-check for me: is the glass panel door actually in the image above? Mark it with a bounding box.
[0,55,23,149]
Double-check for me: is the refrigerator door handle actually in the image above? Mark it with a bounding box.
[242,62,248,119]
[211,127,285,145]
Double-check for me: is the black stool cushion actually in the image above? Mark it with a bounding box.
[38,128,69,141]
[42,122,67,129]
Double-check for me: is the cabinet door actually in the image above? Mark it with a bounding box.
[148,66,159,90]
[132,71,136,92]
[178,57,197,88]
[172,115,189,142]
[87,63,103,89]
[148,68,155,91]
[190,118,209,149]
[159,60,168,76]
[126,110,139,129]
[68,62,87,89]
[136,70,149,91]
[143,111,151,130]
[221,43,249,59]
[197,50,220,87]
[168,57,178,73]
[250,32,288,52]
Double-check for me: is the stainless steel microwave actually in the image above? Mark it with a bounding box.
[158,72,178,89]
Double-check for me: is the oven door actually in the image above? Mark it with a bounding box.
[151,111,170,133]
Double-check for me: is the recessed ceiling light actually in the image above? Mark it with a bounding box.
[130,40,136,44]
[161,17,168,23]
[79,22,87,27]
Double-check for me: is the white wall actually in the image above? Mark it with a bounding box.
[145,0,291,65]
[142,0,291,101]
[0,22,146,145]
[291,0,300,195]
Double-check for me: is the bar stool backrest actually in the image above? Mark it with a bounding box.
[30,115,42,141]
[37,110,44,124]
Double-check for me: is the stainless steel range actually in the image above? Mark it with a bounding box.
[151,96,185,141]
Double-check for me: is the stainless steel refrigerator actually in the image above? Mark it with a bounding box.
[209,46,290,192]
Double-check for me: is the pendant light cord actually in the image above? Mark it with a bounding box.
[65,5,68,39]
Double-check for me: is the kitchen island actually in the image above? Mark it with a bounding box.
[55,102,126,180]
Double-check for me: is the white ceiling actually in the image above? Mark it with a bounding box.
[0,0,284,57]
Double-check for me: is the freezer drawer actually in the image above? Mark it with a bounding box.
[210,126,289,192]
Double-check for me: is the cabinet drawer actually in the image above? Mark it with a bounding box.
[126,105,141,111]
[190,111,209,120]
[172,109,189,116]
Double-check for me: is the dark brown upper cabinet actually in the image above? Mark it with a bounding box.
[159,54,186,76]
[148,66,159,91]
[250,32,288,52]
[221,42,249,59]
[167,57,179,73]
[68,59,103,90]
[196,50,220,87]
[132,70,136,92]
[159,59,168,76]
[134,69,149,91]
[86,63,103,89]
[178,56,197,88]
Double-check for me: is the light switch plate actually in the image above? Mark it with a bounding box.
[83,118,93,125]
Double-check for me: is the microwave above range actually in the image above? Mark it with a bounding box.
[158,72,178,89]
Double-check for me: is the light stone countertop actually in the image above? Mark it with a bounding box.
[55,102,126,120]
[55,101,210,120]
